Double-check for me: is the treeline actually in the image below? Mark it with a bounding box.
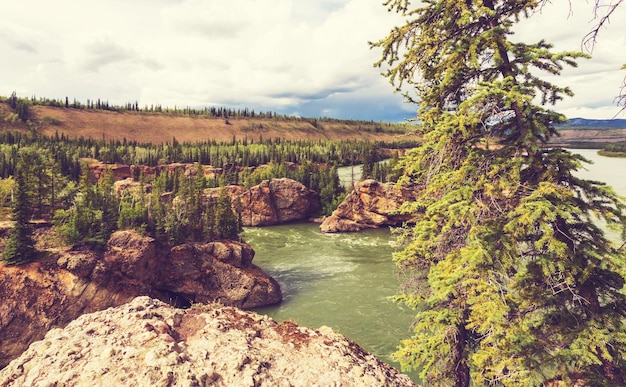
[1,92,405,131]
[53,163,244,251]
[599,142,626,157]
[0,146,349,262]
[0,130,416,179]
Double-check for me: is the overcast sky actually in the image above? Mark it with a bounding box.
[1,0,625,121]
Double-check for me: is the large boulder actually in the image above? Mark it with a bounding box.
[205,178,321,226]
[0,296,417,386]
[320,179,419,233]
[161,242,281,308]
[0,230,281,368]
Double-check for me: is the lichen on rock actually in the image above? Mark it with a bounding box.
[0,297,417,387]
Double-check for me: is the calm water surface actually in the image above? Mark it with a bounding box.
[247,149,625,382]
[570,148,626,195]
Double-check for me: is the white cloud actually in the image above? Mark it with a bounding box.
[1,0,623,120]
[515,1,626,119]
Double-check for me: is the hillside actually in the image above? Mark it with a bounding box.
[560,117,626,129]
[5,100,623,147]
[550,117,626,147]
[0,102,418,144]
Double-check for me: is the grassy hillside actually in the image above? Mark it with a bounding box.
[550,118,626,147]
[549,128,626,148]
[0,102,419,144]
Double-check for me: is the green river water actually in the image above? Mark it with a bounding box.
[246,224,415,371]
[245,149,626,383]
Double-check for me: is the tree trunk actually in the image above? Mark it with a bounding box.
[453,322,470,387]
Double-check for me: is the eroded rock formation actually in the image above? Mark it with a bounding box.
[0,296,417,386]
[320,179,419,233]
[0,230,281,368]
[113,176,321,227]
[204,178,321,226]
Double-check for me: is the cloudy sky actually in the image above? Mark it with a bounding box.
[1,0,625,121]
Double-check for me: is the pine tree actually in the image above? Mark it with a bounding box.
[214,187,239,240]
[374,0,626,385]
[2,163,37,265]
[95,168,118,241]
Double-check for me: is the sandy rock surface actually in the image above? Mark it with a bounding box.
[0,296,417,387]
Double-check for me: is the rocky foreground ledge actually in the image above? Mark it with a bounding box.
[0,296,417,387]
[0,229,281,368]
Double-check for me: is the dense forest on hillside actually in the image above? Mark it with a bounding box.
[0,92,412,265]
[0,130,407,258]
[0,130,412,180]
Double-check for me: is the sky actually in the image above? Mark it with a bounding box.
[1,0,625,122]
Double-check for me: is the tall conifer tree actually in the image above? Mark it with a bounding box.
[2,161,37,265]
[373,0,626,385]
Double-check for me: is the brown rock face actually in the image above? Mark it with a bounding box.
[0,297,417,387]
[320,179,419,233]
[87,161,132,181]
[0,230,281,369]
[162,242,280,308]
[205,178,321,226]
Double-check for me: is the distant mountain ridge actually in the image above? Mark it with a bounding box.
[560,118,626,129]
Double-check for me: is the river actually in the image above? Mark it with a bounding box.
[246,224,415,370]
[246,149,626,383]
[569,148,626,196]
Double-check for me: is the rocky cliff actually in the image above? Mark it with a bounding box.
[320,179,419,233]
[203,178,321,226]
[0,296,417,386]
[112,175,321,227]
[0,230,281,369]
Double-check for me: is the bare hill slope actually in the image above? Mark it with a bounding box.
[1,103,418,144]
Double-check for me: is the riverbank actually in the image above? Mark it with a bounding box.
[598,150,626,158]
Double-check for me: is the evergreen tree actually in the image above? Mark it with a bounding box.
[147,172,167,240]
[53,164,119,249]
[214,187,240,240]
[96,168,119,240]
[360,143,376,180]
[2,162,37,265]
[374,0,626,385]
[8,91,17,109]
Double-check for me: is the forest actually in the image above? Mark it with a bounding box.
[0,94,410,265]
[599,141,626,157]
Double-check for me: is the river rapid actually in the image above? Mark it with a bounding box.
[246,148,626,382]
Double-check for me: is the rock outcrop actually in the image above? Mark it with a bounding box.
[204,178,321,226]
[88,161,222,182]
[320,179,419,233]
[0,296,417,386]
[0,230,281,368]
[113,176,321,227]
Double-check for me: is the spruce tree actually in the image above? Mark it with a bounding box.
[373,0,626,385]
[2,165,37,265]
[214,187,239,240]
